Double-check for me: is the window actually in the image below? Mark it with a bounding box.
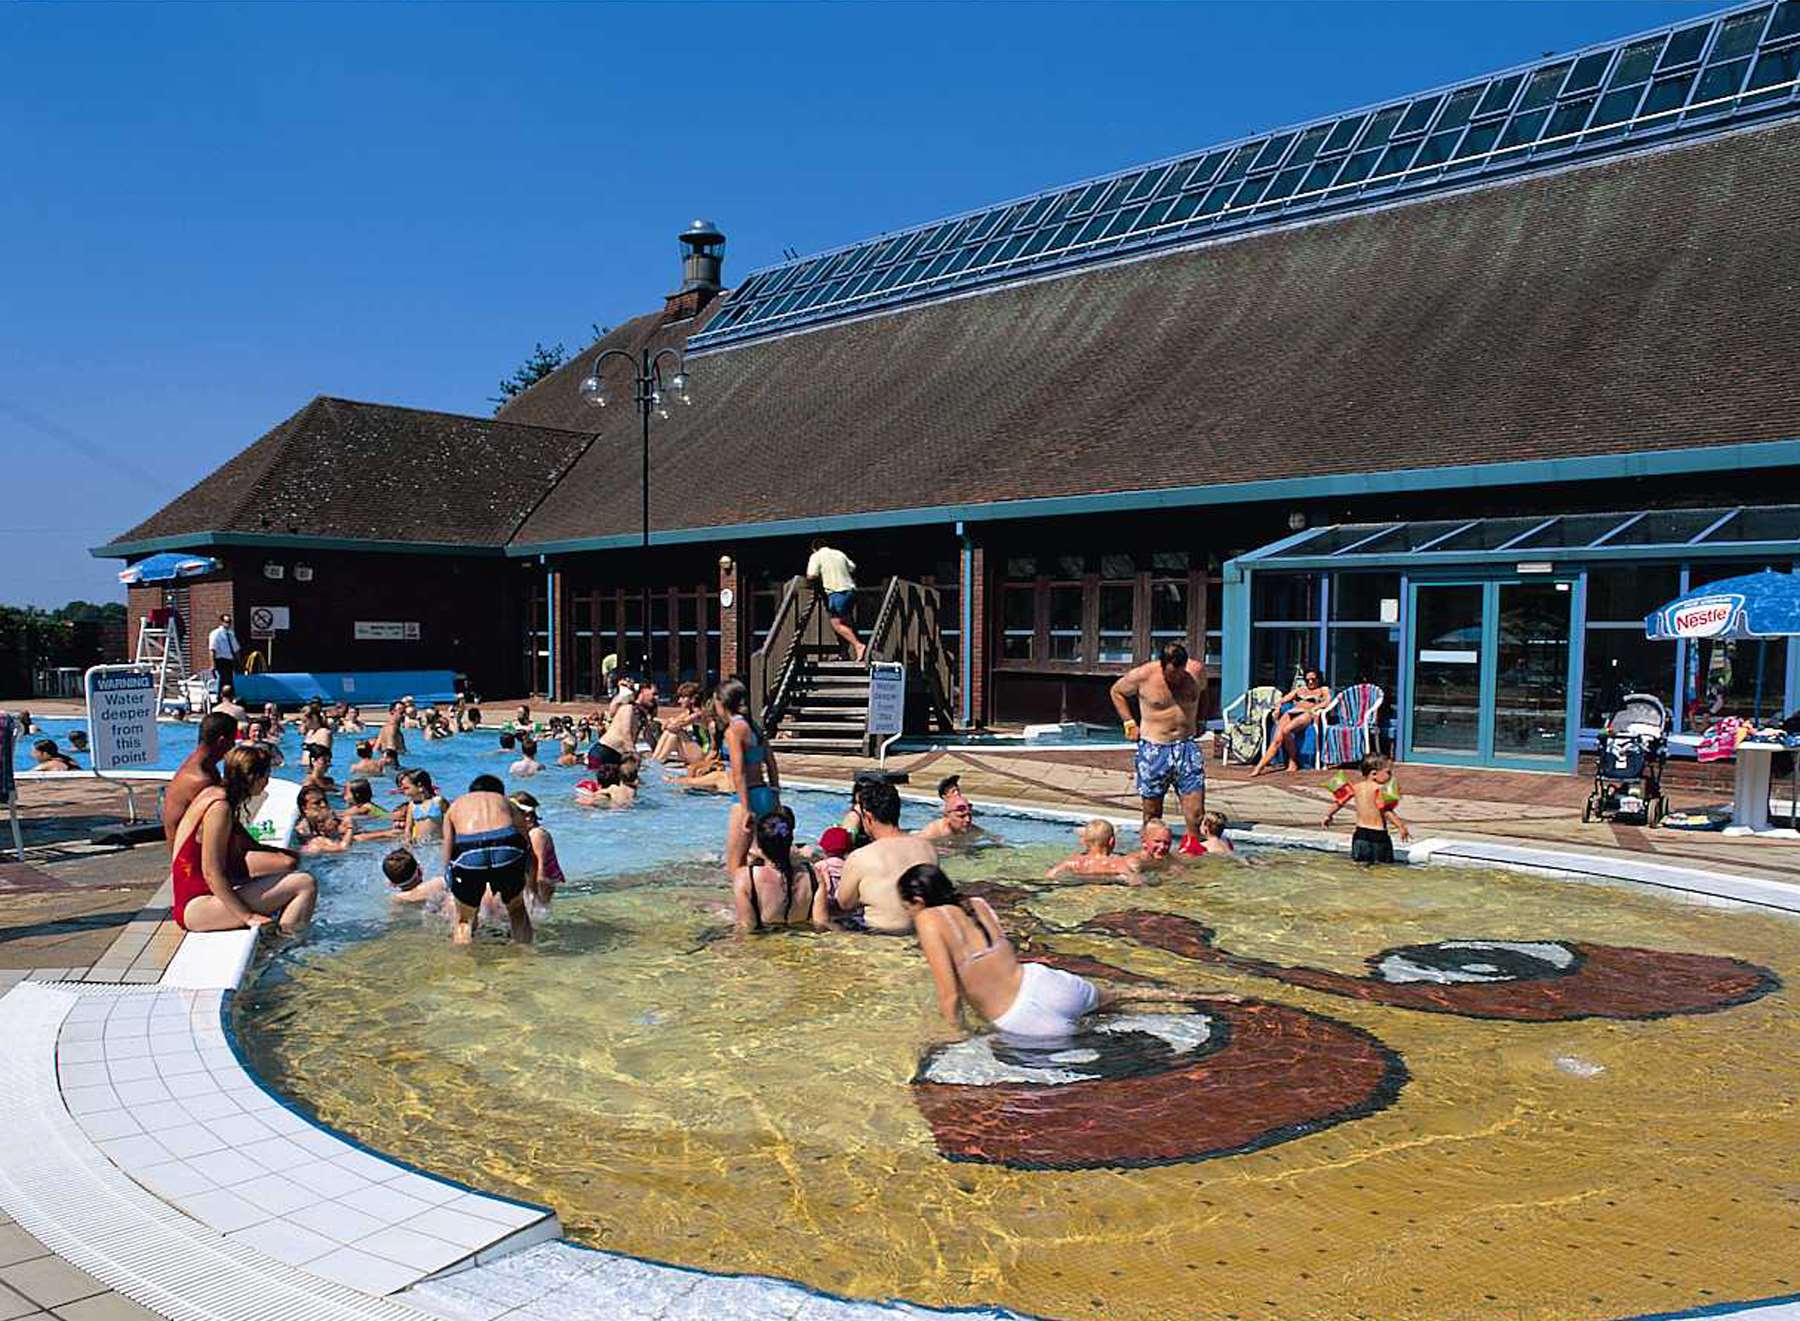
[1582,566,1680,727]
[1048,585,1084,662]
[1002,586,1035,660]
[1098,584,1135,663]
[1329,573,1400,701]
[1255,573,1319,621]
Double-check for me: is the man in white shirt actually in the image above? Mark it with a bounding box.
[805,539,865,662]
[207,614,241,693]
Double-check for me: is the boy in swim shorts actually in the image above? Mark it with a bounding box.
[384,849,446,906]
[1323,756,1410,865]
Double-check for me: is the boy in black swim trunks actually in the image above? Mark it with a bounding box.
[1322,756,1411,865]
[442,773,537,944]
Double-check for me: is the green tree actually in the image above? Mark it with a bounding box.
[490,342,568,412]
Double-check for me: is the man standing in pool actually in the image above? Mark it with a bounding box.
[1109,643,1206,849]
[442,774,537,945]
[377,700,407,769]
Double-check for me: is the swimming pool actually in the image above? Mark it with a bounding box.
[22,718,1798,1318]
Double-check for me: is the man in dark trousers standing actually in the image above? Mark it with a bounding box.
[207,613,241,694]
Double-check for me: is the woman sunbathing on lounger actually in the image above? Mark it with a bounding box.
[1251,668,1331,777]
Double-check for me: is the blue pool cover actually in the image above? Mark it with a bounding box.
[234,671,458,707]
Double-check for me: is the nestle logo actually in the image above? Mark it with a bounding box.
[1668,594,1742,637]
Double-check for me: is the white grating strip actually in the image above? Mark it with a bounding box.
[0,982,428,1320]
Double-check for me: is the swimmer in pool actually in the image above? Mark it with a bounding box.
[918,774,986,843]
[731,812,828,933]
[294,784,354,854]
[509,791,565,905]
[396,769,448,844]
[833,780,937,933]
[902,863,1235,1038]
[1128,819,1176,872]
[1046,819,1144,882]
[716,679,780,875]
[1193,810,1235,856]
[27,739,79,772]
[1322,755,1410,864]
[442,774,536,945]
[557,736,581,767]
[348,740,384,777]
[509,737,544,779]
[383,848,446,906]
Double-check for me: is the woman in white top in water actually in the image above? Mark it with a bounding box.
[900,864,1236,1039]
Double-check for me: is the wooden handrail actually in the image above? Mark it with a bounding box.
[750,576,831,730]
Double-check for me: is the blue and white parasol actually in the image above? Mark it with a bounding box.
[117,552,221,585]
[1645,569,1800,641]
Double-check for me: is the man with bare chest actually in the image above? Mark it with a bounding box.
[1110,642,1206,848]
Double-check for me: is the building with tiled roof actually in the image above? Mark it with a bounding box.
[100,2,1800,760]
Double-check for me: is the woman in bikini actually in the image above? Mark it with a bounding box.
[170,744,317,936]
[902,864,1233,1038]
[1251,667,1333,777]
[716,678,780,874]
[731,812,827,933]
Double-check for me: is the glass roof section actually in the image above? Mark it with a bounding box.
[692,1,1800,352]
[1242,505,1800,564]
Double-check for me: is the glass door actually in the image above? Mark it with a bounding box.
[1493,581,1572,760]
[1405,579,1576,768]
[1410,584,1485,756]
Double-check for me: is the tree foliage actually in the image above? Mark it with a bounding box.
[489,327,615,414]
[490,342,568,413]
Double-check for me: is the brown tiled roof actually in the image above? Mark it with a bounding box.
[500,118,1800,548]
[105,397,596,550]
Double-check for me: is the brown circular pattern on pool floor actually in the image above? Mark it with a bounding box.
[1083,910,1780,1021]
[911,999,1406,1169]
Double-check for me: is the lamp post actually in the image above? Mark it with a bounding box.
[577,346,690,685]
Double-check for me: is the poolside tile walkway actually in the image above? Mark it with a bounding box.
[51,989,560,1298]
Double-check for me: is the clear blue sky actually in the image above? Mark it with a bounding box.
[0,1,1719,608]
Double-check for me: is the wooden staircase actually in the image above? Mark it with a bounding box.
[750,576,956,757]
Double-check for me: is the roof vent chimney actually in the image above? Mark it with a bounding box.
[665,219,725,320]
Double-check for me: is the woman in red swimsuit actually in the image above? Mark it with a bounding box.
[171,743,317,935]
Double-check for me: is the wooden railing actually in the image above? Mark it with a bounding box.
[866,578,956,734]
[749,576,833,730]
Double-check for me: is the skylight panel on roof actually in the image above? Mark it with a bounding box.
[690,0,1800,352]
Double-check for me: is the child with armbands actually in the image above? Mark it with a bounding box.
[1323,756,1410,865]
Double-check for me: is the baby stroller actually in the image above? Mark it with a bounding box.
[1583,693,1670,825]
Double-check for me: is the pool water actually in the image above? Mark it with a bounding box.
[25,720,1798,1318]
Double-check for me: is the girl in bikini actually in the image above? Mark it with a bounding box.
[731,812,827,933]
[716,678,780,874]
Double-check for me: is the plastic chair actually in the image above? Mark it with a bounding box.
[1220,686,1281,765]
[1318,683,1386,768]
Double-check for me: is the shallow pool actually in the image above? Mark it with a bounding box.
[187,723,1798,1321]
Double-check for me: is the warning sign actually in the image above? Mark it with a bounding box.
[85,666,160,772]
[249,606,290,639]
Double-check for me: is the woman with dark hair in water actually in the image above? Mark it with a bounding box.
[732,811,826,933]
[900,864,1233,1038]
[169,744,317,935]
[715,678,780,875]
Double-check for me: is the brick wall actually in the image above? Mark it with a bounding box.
[966,541,987,727]
[187,579,236,675]
[718,554,743,680]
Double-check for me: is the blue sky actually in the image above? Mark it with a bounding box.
[0,0,1719,607]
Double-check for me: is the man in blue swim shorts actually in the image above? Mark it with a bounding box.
[806,538,866,662]
[1110,643,1207,852]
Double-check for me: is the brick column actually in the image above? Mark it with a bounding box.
[963,533,987,729]
[717,553,744,681]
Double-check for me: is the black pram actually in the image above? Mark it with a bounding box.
[1584,693,1670,825]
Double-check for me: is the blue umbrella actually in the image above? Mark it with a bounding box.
[1645,569,1800,640]
[117,552,220,585]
